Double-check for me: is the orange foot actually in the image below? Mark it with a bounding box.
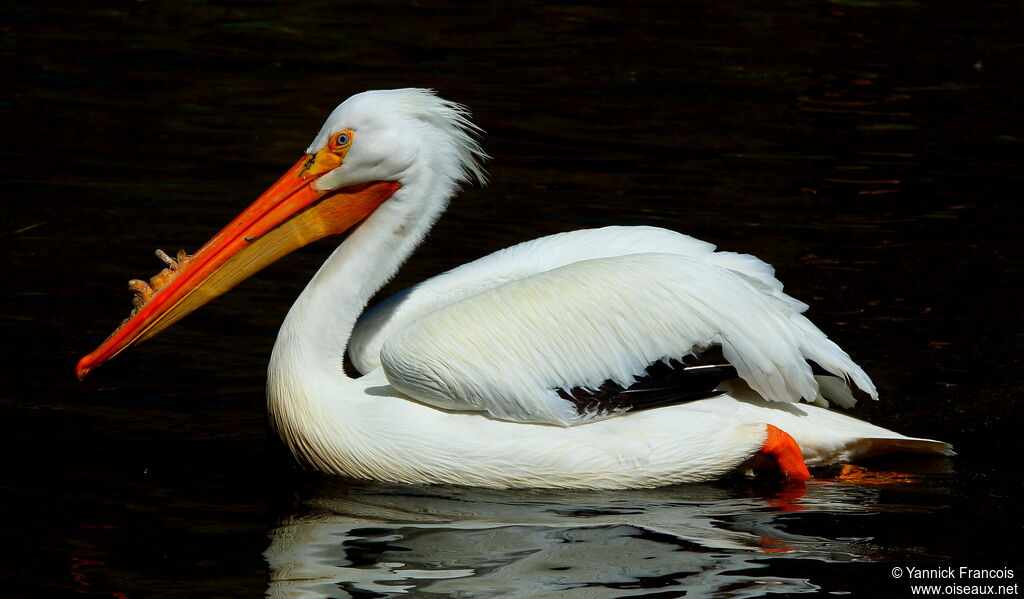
[759,424,811,484]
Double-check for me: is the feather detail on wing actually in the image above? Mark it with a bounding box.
[379,252,876,426]
[350,226,805,374]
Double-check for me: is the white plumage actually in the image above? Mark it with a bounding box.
[375,242,875,426]
[349,225,810,374]
[82,89,952,489]
[265,90,949,487]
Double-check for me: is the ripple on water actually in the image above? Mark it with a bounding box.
[265,474,954,598]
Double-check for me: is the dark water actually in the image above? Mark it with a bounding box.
[3,1,1022,597]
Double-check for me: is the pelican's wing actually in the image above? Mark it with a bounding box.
[350,226,807,374]
[378,251,877,426]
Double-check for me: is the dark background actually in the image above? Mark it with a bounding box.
[2,1,1021,597]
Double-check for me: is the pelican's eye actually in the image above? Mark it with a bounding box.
[331,131,353,152]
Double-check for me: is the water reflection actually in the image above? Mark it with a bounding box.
[266,479,923,598]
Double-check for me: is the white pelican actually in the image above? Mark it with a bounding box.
[77,89,951,489]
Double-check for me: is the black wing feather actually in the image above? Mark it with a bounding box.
[555,346,853,418]
[556,347,736,417]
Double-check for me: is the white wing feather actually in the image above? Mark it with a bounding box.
[379,252,877,426]
[350,226,806,373]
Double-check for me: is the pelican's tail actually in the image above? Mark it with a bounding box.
[703,382,954,467]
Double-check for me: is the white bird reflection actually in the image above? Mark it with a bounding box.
[265,478,940,598]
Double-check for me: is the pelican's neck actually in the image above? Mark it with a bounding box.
[268,175,451,399]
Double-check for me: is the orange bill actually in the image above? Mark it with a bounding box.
[76,145,399,379]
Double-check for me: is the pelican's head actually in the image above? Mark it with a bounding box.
[76,89,486,378]
[306,89,487,192]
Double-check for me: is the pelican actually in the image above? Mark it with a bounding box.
[77,89,951,489]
